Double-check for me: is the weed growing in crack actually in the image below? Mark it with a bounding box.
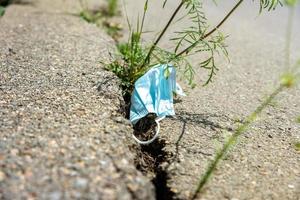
[107,0,228,98]
[106,0,149,100]
[78,0,122,41]
[191,1,299,199]
[107,0,285,104]
[104,0,298,199]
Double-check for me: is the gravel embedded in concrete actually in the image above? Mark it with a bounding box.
[0,1,154,199]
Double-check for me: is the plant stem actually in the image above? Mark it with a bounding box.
[176,0,244,58]
[191,84,285,200]
[139,0,149,39]
[140,0,185,68]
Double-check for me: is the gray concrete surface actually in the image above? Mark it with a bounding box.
[1,0,299,199]
[122,0,300,199]
[0,1,154,199]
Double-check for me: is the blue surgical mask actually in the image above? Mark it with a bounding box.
[130,64,185,144]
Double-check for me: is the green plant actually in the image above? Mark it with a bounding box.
[78,0,100,23]
[107,0,284,99]
[108,34,147,99]
[106,0,149,99]
[259,0,283,12]
[78,0,119,20]
[285,0,299,6]
[79,10,101,24]
[107,0,118,16]
[78,0,122,40]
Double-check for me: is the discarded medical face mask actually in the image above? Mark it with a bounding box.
[130,64,185,145]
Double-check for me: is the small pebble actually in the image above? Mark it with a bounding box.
[288,184,295,189]
[74,178,88,189]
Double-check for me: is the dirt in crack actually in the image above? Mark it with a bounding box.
[136,140,177,200]
[133,116,179,200]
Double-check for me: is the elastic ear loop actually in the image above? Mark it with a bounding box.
[132,116,166,145]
